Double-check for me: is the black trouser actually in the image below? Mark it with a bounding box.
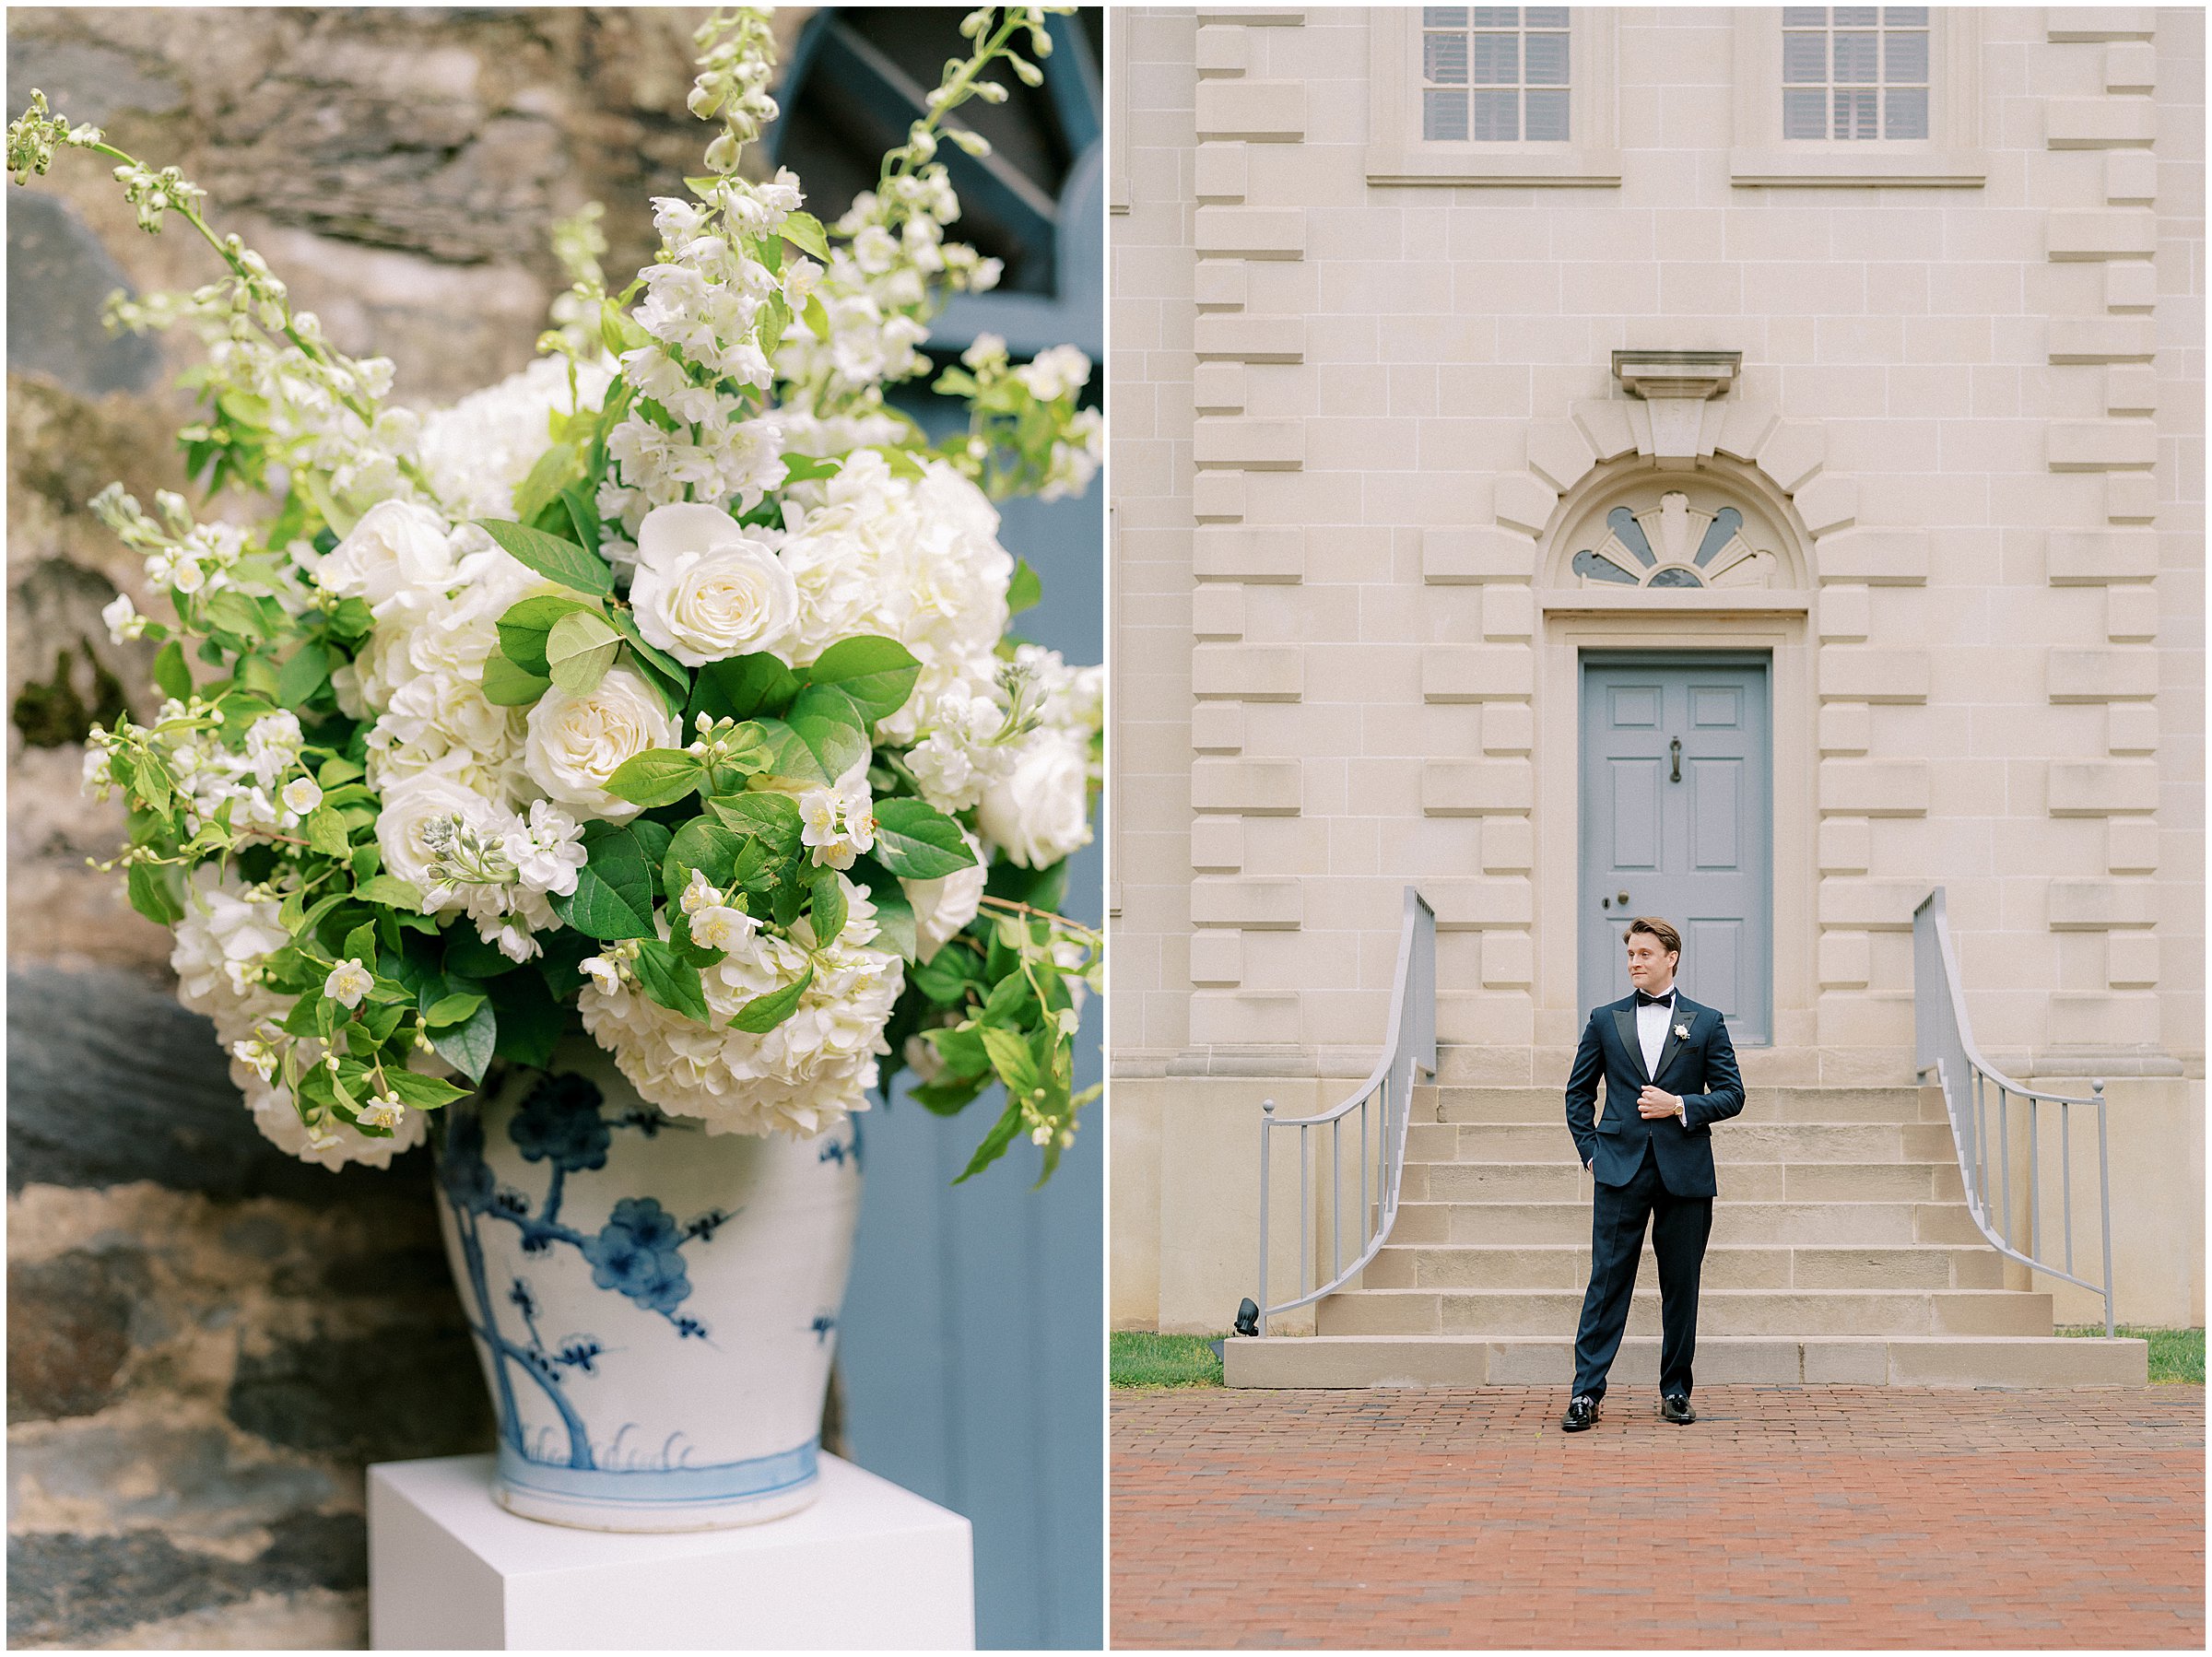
[1571,1135,1713,1400]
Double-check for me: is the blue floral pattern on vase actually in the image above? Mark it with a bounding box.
[437,1072,733,1473]
[583,1197,693,1314]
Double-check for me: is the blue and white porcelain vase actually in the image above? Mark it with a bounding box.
[433,1039,861,1532]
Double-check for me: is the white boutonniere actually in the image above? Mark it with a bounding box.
[1674,1022,1688,1040]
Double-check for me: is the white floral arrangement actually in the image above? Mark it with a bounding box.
[11,6,1103,1182]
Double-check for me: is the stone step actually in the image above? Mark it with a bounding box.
[1418,1085,1947,1126]
[1389,1198,1991,1248]
[1402,1160,1968,1205]
[1224,1333,2150,1389]
[1362,1242,2011,1293]
[1405,1121,1959,1165]
[1315,1287,2053,1339]
[1434,1047,1918,1089]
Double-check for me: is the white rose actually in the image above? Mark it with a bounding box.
[523,666,680,822]
[901,828,987,958]
[629,502,800,666]
[376,771,509,895]
[316,499,458,613]
[977,732,1092,871]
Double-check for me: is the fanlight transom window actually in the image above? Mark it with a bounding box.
[1569,491,1779,590]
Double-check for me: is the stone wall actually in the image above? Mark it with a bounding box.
[5,8,814,1646]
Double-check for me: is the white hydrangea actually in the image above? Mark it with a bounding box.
[418,355,617,523]
[170,867,426,1170]
[580,876,904,1138]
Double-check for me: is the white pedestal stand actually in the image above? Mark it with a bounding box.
[368,1452,974,1651]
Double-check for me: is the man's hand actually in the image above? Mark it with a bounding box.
[1637,1086,1684,1121]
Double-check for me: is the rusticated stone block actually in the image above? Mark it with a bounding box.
[1421,759,1535,816]
[2046,647,2158,701]
[1192,645,1303,700]
[1819,649,1930,703]
[2044,99,2159,147]
[1194,206,1305,259]
[1816,529,1928,585]
[2046,210,2158,259]
[1190,758,1302,815]
[1190,877,1302,929]
[1420,647,1534,702]
[1423,527,1536,584]
[2047,421,2159,471]
[1194,313,1303,361]
[1193,526,1303,582]
[1193,417,1304,469]
[2048,316,2159,362]
[2048,758,2160,815]
[2047,530,2159,583]
[1194,78,1306,142]
[1818,760,1929,817]
[2046,877,2158,930]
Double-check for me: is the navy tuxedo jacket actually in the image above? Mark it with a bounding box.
[1564,991,1745,1199]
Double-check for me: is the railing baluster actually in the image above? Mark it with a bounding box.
[2096,1082,2113,1337]
[1299,1126,1311,1303]
[1997,1085,2011,1252]
[2061,1099,2074,1277]
[2028,1097,2041,1264]
[1331,1115,1342,1283]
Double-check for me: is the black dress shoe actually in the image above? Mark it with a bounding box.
[1660,1393,1697,1424]
[1560,1393,1600,1432]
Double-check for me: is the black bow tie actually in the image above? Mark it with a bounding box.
[1635,990,1675,1008]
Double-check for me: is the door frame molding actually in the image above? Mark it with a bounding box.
[1574,649,1777,1045]
[1536,617,1814,1052]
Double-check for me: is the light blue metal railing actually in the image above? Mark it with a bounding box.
[1256,887,1437,1334]
[1913,887,2114,1335]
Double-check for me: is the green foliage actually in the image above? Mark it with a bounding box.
[474,519,615,597]
[1110,1333,1227,1390]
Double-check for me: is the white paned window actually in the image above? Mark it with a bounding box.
[1729,6,1983,187]
[1780,7,1930,142]
[1418,7,1572,144]
[1369,7,1618,187]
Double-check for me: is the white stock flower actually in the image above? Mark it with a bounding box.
[324,958,373,1008]
[418,355,617,522]
[799,770,876,870]
[977,730,1092,871]
[503,801,588,898]
[314,499,458,614]
[1016,345,1090,403]
[523,666,681,822]
[102,593,147,642]
[629,502,800,665]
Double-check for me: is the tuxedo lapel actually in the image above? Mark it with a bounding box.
[1651,998,1694,1087]
[1611,1003,1650,1085]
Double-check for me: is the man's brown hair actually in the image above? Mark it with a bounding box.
[1625,916,1682,958]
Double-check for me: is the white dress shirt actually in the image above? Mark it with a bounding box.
[1635,988,1678,1083]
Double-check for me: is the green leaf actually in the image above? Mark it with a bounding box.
[606,607,690,693]
[426,993,498,1084]
[275,641,332,710]
[870,798,976,879]
[705,791,806,859]
[911,1073,990,1116]
[803,291,831,343]
[304,806,352,859]
[924,1024,994,1078]
[496,594,594,676]
[545,608,621,695]
[474,519,615,598]
[125,861,184,925]
[730,961,813,1033]
[355,875,425,910]
[424,992,488,1028]
[980,1025,1042,1097]
[953,1097,1025,1184]
[688,653,800,725]
[560,481,601,556]
[552,819,668,941]
[634,939,712,1024]
[781,208,831,263]
[606,747,704,809]
[480,652,554,706]
[781,451,841,485]
[912,943,982,1004]
[152,640,193,701]
[1007,558,1042,616]
[861,870,918,961]
[512,439,584,525]
[756,686,867,787]
[488,971,564,1069]
[802,636,922,725]
[384,1069,471,1111]
[808,864,847,946]
[131,751,174,815]
[664,817,742,902]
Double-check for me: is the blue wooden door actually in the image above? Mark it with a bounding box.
[1578,655,1771,1043]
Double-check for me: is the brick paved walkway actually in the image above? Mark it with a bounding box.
[1112,1386,2205,1649]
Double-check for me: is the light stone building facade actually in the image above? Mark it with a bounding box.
[1110,6,2205,1341]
